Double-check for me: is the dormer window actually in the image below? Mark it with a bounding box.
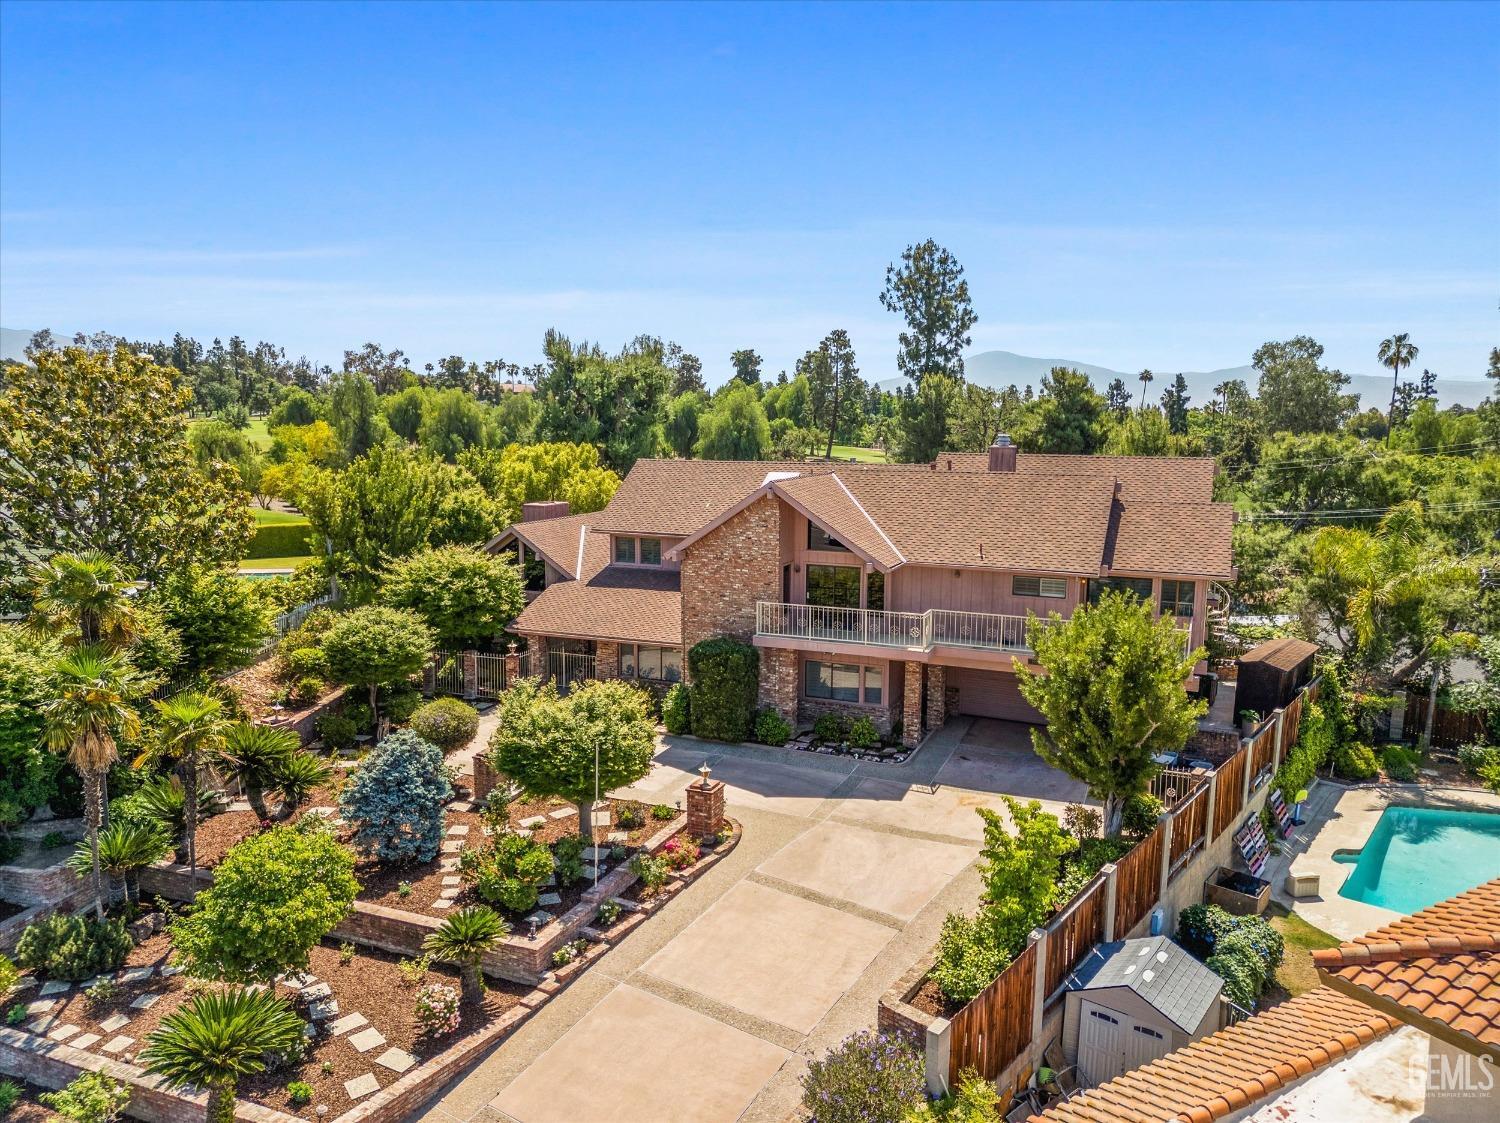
[613,536,663,566]
[808,523,848,552]
[640,537,662,566]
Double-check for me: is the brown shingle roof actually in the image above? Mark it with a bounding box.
[1029,987,1398,1123]
[496,513,596,579]
[934,452,1218,502]
[1105,501,1236,579]
[588,460,820,536]
[1313,877,1500,1052]
[514,565,682,647]
[776,473,905,569]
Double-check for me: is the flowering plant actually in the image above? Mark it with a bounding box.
[414,983,461,1038]
[800,1029,925,1123]
[660,836,700,872]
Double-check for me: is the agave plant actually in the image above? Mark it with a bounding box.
[422,905,509,1006]
[139,987,304,1123]
[68,821,170,905]
[219,723,299,820]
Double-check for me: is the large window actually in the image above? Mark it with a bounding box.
[613,536,636,564]
[613,536,664,566]
[807,523,848,551]
[620,644,683,682]
[804,660,883,705]
[1160,579,1196,618]
[866,570,885,612]
[639,537,662,566]
[1012,575,1067,599]
[806,564,862,609]
[1087,577,1154,605]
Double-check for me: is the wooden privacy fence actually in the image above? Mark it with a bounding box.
[1248,724,1278,789]
[1404,692,1490,748]
[1169,785,1209,874]
[1113,826,1164,937]
[1042,877,1106,1005]
[1211,748,1247,840]
[947,941,1037,1082]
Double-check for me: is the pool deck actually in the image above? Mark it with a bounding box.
[1269,780,1500,941]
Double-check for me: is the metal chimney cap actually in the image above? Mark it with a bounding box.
[992,433,1014,447]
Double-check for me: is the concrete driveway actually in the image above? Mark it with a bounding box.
[417,718,1086,1123]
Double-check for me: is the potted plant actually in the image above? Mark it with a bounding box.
[1239,709,1262,736]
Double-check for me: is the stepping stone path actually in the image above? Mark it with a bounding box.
[99,1014,132,1033]
[348,1027,387,1053]
[441,876,461,886]
[537,892,562,906]
[375,1047,417,1074]
[38,980,72,997]
[431,899,454,910]
[582,847,610,862]
[328,1012,368,1036]
[440,840,464,853]
[344,1074,380,1100]
[524,910,553,927]
[280,972,315,990]
[160,965,184,977]
[438,886,460,899]
[547,808,575,820]
[71,1033,101,1050]
[607,832,628,843]
[446,824,470,836]
[440,858,460,872]
[47,1024,80,1042]
[130,993,161,1010]
[23,999,56,1016]
[514,828,533,839]
[26,1016,56,1034]
[119,967,154,984]
[301,982,333,1001]
[101,1035,133,1054]
[308,999,339,1022]
[519,816,546,829]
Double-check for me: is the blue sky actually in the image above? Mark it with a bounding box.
[1,0,1495,385]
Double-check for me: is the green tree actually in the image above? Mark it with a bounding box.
[1161,373,1191,433]
[143,692,230,873]
[879,239,977,385]
[0,625,58,836]
[267,386,321,429]
[1105,377,1132,419]
[1016,592,1204,834]
[383,385,430,441]
[489,678,656,837]
[140,987,305,1123]
[27,551,139,651]
[42,646,142,916]
[1136,369,1155,410]
[1253,336,1357,435]
[893,372,960,462]
[0,345,254,600]
[218,723,307,821]
[67,820,169,906]
[423,905,509,1006]
[1377,333,1419,447]
[320,605,434,718]
[327,371,393,460]
[949,382,1001,452]
[151,566,270,677]
[188,421,262,498]
[1104,408,1176,456]
[694,382,771,460]
[729,348,763,387]
[818,329,860,458]
[170,823,358,983]
[665,391,707,458]
[532,331,671,471]
[1027,367,1105,453]
[342,342,410,395]
[419,387,490,461]
[457,441,620,524]
[381,545,524,648]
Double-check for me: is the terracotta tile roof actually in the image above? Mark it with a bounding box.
[1105,501,1236,579]
[934,452,1218,502]
[1030,987,1398,1123]
[1312,877,1500,1052]
[514,565,682,647]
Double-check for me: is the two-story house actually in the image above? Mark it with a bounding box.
[489,437,1234,748]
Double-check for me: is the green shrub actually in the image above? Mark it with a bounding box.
[0,1079,20,1116]
[15,914,131,982]
[1057,835,1133,901]
[800,1029,925,1123]
[1333,741,1379,781]
[553,834,586,887]
[39,1071,130,1123]
[291,676,323,706]
[1458,743,1500,777]
[754,709,792,746]
[1175,903,1236,959]
[84,978,121,1006]
[1273,698,1334,803]
[686,638,758,742]
[0,954,18,1001]
[1381,744,1422,782]
[246,520,314,560]
[382,684,423,724]
[650,803,675,821]
[848,717,879,749]
[616,804,644,829]
[343,701,375,734]
[1206,937,1265,1009]
[813,712,846,743]
[1063,803,1102,841]
[1180,907,1283,1009]
[460,831,554,913]
[662,683,691,735]
[409,698,481,752]
[286,1082,314,1107]
[595,900,622,927]
[628,852,670,893]
[282,646,327,681]
[317,713,357,752]
[1120,792,1163,837]
[931,1067,1004,1123]
[931,912,1009,1004]
[340,731,452,863]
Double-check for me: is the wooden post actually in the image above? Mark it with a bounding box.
[1101,863,1119,943]
[1157,811,1174,902]
[1240,735,1254,807]
[1027,927,1048,1065]
[1204,771,1219,843]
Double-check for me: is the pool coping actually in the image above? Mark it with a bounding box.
[1269,781,1500,941]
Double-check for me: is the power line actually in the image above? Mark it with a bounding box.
[1253,439,1497,471]
[1242,499,1500,523]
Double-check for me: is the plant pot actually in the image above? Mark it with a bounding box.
[1204,866,1270,915]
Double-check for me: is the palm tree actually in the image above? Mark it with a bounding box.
[139,987,304,1123]
[29,550,138,650]
[68,821,170,905]
[1136,369,1154,410]
[219,723,300,820]
[42,646,141,918]
[1377,332,1419,445]
[143,693,229,873]
[423,905,510,1006]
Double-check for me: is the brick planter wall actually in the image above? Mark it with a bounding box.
[0,854,87,908]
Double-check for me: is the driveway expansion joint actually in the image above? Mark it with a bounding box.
[744,870,907,931]
[626,970,806,1052]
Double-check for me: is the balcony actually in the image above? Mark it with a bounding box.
[755,601,1033,655]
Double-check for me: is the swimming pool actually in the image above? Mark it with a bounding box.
[1335,805,1500,915]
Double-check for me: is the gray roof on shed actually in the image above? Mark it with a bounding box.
[1067,935,1222,1033]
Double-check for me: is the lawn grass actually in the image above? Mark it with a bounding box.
[1266,904,1342,998]
[251,505,308,525]
[188,415,272,450]
[238,556,315,571]
[829,444,889,463]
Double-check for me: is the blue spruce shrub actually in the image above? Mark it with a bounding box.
[338,730,452,863]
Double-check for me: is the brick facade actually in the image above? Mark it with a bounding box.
[924,664,947,734]
[595,641,620,680]
[902,660,924,748]
[758,646,798,725]
[678,494,782,665]
[685,778,725,839]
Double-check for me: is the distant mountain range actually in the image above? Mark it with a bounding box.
[878,349,1492,410]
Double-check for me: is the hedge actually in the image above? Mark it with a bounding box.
[686,637,758,742]
[246,520,315,559]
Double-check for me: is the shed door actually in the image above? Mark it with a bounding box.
[1077,999,1173,1085]
[949,668,1045,724]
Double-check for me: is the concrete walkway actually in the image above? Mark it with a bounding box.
[416,719,1087,1123]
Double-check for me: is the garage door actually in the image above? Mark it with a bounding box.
[949,667,1045,724]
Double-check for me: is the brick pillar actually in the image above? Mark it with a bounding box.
[473,753,499,802]
[504,643,521,690]
[685,778,725,840]
[462,651,478,700]
[901,661,923,748]
[595,642,620,680]
[924,664,947,734]
[758,648,798,726]
[422,658,436,697]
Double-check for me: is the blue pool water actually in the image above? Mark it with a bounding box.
[1335,806,1500,915]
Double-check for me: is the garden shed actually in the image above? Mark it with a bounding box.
[1235,637,1319,722]
[1061,935,1223,1085]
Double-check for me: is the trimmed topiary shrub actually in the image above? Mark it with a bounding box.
[686,638,758,742]
[15,914,131,982]
[339,730,453,863]
[754,709,792,745]
[246,520,315,560]
[662,683,691,735]
[409,698,481,752]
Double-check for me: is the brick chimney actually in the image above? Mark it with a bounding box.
[521,500,571,522]
[987,433,1017,472]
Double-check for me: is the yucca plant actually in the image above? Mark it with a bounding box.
[139,987,304,1123]
[142,692,229,873]
[219,723,299,820]
[68,821,170,905]
[422,905,509,1006]
[271,751,333,816]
